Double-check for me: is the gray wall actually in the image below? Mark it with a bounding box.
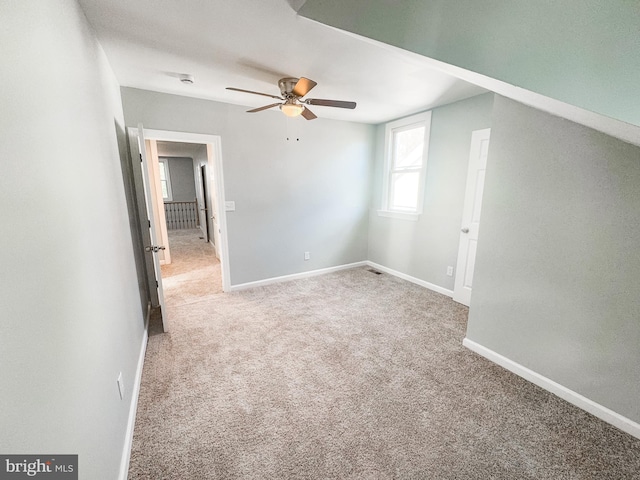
[0,1,145,478]
[369,94,494,290]
[299,0,640,128]
[162,157,197,202]
[467,96,640,423]
[121,88,375,285]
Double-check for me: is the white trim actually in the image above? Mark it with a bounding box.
[209,140,231,292]
[140,129,216,144]
[229,262,368,291]
[463,338,640,441]
[376,210,420,221]
[118,304,151,480]
[228,260,455,299]
[366,261,454,297]
[157,158,173,201]
[381,111,432,214]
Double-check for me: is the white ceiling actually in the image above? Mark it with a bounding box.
[78,0,487,124]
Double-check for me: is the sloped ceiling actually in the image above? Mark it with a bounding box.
[78,0,486,124]
[298,0,640,128]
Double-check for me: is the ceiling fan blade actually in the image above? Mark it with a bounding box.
[305,98,357,109]
[292,77,317,97]
[226,87,283,100]
[247,103,281,113]
[301,107,317,120]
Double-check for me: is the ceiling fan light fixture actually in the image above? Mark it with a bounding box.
[227,77,355,121]
[280,103,304,117]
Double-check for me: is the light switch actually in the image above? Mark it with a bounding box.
[225,201,236,211]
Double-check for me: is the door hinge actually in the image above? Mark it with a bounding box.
[156,281,158,288]
[139,154,143,162]
[148,220,151,228]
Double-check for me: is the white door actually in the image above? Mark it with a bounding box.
[133,124,168,331]
[453,128,491,306]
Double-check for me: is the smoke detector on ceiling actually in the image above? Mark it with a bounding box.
[179,74,195,85]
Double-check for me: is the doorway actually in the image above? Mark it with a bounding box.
[129,127,230,330]
[152,139,224,307]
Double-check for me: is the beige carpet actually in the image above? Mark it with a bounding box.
[129,267,640,479]
[160,228,222,308]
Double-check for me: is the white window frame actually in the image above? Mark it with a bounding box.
[158,158,173,201]
[378,111,432,221]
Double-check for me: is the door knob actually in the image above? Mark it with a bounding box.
[461,228,469,234]
[144,245,166,253]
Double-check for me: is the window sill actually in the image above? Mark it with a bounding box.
[377,210,420,221]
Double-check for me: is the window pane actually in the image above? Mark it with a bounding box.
[158,162,167,181]
[393,126,425,168]
[161,180,169,199]
[390,172,420,210]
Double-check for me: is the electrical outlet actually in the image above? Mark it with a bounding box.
[117,372,124,400]
[446,266,454,276]
[304,251,310,261]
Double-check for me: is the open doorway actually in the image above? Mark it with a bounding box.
[140,128,229,308]
[127,127,229,332]
[152,140,223,306]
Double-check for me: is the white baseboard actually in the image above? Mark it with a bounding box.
[118,305,151,480]
[366,261,454,298]
[228,260,455,297]
[229,261,368,291]
[463,338,640,440]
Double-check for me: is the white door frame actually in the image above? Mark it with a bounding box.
[204,146,222,260]
[130,128,231,293]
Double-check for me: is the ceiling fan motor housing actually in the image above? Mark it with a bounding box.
[278,77,300,97]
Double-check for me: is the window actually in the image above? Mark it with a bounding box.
[158,159,173,201]
[379,112,432,220]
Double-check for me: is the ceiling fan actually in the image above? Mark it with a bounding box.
[226,77,356,120]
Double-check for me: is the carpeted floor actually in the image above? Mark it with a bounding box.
[160,228,222,309]
[128,267,640,479]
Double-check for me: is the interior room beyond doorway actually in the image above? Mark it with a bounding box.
[152,140,223,306]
